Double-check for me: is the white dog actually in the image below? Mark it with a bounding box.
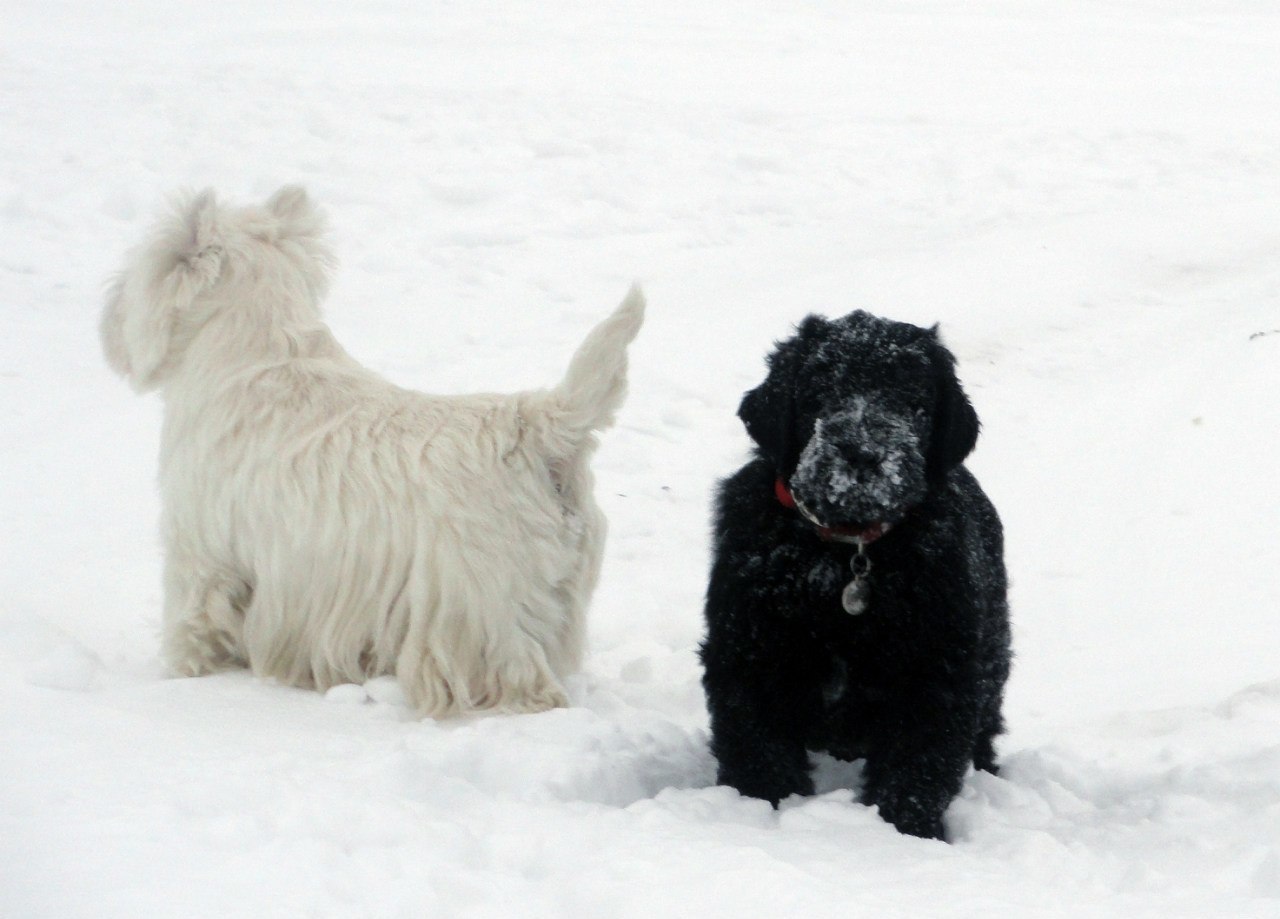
[101,185,644,717]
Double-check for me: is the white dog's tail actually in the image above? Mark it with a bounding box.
[543,284,645,446]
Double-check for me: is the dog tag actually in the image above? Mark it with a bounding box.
[841,577,869,615]
[841,544,872,615]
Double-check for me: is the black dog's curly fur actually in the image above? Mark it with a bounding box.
[700,310,1010,840]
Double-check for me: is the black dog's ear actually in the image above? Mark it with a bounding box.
[738,376,794,468]
[926,326,980,476]
[737,316,826,470]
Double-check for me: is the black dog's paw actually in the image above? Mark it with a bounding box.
[719,760,815,808]
[877,803,946,841]
[863,783,949,840]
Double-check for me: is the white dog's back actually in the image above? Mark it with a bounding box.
[103,186,644,716]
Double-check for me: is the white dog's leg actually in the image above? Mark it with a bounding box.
[470,586,572,715]
[480,645,570,715]
[396,630,463,718]
[396,572,571,718]
[160,554,249,677]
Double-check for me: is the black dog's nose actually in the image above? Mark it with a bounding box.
[836,441,879,470]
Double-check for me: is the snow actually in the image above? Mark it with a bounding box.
[3,1,1280,916]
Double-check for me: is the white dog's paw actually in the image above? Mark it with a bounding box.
[162,624,245,677]
[398,651,461,719]
[499,682,570,715]
[165,651,238,678]
[480,664,570,715]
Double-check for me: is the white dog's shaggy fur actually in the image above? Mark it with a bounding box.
[101,185,644,717]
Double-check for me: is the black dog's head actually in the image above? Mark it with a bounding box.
[739,310,979,530]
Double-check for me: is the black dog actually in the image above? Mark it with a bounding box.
[700,310,1010,840]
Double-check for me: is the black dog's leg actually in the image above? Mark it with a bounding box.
[860,692,979,840]
[705,678,815,805]
[701,531,825,806]
[703,616,823,805]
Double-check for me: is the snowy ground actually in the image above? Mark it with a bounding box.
[3,1,1280,916]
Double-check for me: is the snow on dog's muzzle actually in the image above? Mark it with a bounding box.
[789,401,927,529]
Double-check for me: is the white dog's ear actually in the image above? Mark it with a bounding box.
[266,184,311,220]
[100,189,224,391]
[265,185,324,241]
[183,188,221,254]
[263,184,333,299]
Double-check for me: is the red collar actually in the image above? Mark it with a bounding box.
[774,477,891,545]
